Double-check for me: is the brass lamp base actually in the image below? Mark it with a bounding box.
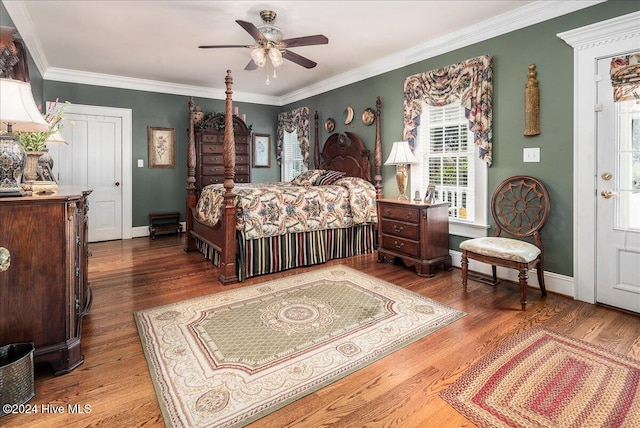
[396,164,408,200]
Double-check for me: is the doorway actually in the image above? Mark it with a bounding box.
[47,103,132,242]
[559,11,640,312]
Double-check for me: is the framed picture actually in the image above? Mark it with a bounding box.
[148,127,175,168]
[424,184,436,204]
[252,134,271,168]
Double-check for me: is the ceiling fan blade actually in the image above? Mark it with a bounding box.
[236,20,266,42]
[198,44,252,49]
[282,50,317,69]
[244,59,258,71]
[281,35,328,48]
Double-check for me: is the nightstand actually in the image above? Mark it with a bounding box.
[377,199,452,277]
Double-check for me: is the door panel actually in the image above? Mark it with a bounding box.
[595,56,640,313]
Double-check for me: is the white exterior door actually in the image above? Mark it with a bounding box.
[47,104,132,242]
[595,56,640,313]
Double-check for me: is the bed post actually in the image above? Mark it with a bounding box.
[219,70,238,284]
[314,110,320,168]
[374,96,383,199]
[184,97,197,252]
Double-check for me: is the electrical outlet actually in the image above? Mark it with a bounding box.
[523,147,540,163]
[138,159,144,167]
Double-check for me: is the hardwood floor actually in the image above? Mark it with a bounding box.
[3,235,639,427]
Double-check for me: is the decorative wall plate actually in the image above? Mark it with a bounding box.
[324,118,335,132]
[343,105,354,125]
[362,108,375,125]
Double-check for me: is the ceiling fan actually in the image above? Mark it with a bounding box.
[199,10,328,78]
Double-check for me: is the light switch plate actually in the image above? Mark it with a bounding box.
[138,159,144,167]
[523,147,540,163]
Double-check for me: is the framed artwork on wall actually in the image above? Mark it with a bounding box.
[148,127,175,168]
[424,183,436,204]
[252,134,271,168]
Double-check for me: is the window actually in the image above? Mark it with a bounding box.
[411,100,488,237]
[281,130,306,181]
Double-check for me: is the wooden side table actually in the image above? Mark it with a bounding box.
[149,212,183,239]
[377,199,452,277]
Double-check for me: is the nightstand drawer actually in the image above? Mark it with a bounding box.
[380,219,419,240]
[380,205,420,224]
[381,235,419,257]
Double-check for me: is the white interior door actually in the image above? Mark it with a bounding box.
[47,104,132,242]
[595,56,640,313]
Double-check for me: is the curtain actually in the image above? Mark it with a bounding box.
[610,54,640,102]
[276,107,310,166]
[403,55,493,166]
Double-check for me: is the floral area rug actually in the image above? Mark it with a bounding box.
[135,265,465,428]
[440,326,640,428]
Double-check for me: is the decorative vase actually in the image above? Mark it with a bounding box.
[23,151,44,182]
[0,137,26,197]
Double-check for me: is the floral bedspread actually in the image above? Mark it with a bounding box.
[195,177,378,240]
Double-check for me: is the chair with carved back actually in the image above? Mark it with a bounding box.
[460,175,550,310]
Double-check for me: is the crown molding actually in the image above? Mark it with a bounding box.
[3,0,606,106]
[557,9,640,48]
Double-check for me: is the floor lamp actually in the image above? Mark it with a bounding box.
[0,78,49,197]
[384,141,419,200]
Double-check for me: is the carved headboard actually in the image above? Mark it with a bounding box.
[319,132,372,182]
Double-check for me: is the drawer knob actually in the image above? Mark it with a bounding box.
[405,212,413,219]
[0,247,10,272]
[393,241,404,249]
[393,225,404,233]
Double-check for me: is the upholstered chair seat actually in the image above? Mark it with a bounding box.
[460,237,540,263]
[460,176,550,310]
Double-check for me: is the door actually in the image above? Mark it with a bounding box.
[595,55,640,313]
[47,104,131,242]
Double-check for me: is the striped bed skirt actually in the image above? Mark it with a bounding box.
[197,224,376,281]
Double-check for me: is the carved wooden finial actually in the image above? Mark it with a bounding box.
[524,64,540,136]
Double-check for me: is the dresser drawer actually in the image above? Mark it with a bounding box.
[380,219,420,240]
[201,143,250,155]
[380,205,420,224]
[202,154,250,165]
[381,235,420,258]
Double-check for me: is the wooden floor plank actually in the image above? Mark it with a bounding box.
[2,235,639,427]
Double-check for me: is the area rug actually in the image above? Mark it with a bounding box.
[134,265,465,428]
[440,326,640,428]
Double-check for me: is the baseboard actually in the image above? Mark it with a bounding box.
[132,221,187,239]
[449,250,574,298]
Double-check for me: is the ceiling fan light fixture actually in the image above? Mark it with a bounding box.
[250,47,267,67]
[269,48,284,68]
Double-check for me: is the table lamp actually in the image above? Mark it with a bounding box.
[0,78,49,197]
[384,141,419,200]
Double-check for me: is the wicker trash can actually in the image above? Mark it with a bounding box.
[0,343,35,417]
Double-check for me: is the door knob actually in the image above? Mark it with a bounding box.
[601,189,617,199]
[601,172,613,181]
[115,182,120,187]
[0,247,10,272]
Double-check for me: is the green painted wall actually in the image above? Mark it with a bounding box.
[5,1,640,276]
[285,1,640,277]
[42,81,281,227]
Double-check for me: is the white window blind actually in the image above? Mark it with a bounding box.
[281,130,306,181]
[417,101,474,221]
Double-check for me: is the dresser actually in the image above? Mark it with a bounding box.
[195,113,251,189]
[0,187,92,375]
[377,199,452,277]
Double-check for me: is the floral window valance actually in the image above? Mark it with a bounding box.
[276,107,310,166]
[403,55,494,166]
[610,54,640,102]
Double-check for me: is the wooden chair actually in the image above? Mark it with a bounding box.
[460,176,550,310]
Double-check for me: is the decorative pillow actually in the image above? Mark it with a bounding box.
[314,170,347,186]
[291,169,325,186]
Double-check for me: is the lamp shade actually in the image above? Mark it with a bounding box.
[0,78,49,132]
[250,48,267,67]
[268,48,284,67]
[384,141,419,165]
[44,130,68,145]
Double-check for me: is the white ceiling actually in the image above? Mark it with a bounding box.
[3,1,602,105]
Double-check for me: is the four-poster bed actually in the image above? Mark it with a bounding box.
[185,70,383,284]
